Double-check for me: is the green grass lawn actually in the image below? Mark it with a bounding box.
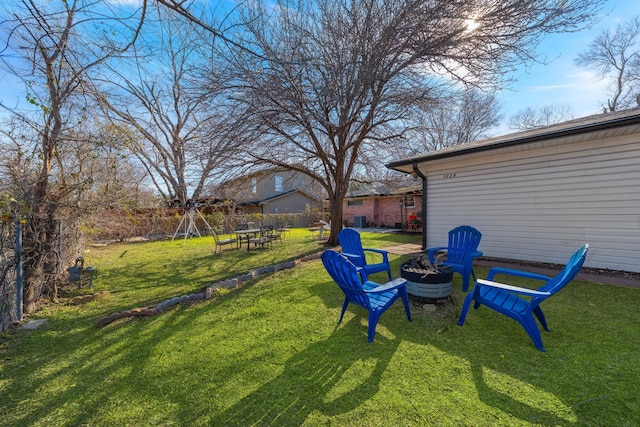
[1,229,639,426]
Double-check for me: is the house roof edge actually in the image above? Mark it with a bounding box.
[386,109,640,171]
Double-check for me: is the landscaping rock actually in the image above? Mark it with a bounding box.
[304,252,323,261]
[422,304,437,312]
[71,295,94,305]
[96,306,156,327]
[93,291,110,300]
[71,291,111,305]
[187,293,204,301]
[21,319,47,330]
[237,272,255,282]
[274,261,295,272]
[255,266,274,275]
[223,278,239,289]
[155,300,172,312]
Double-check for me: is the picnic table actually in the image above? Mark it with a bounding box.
[233,228,261,250]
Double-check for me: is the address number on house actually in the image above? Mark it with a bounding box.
[443,173,457,179]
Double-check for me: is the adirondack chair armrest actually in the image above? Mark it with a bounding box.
[476,279,552,297]
[341,252,361,261]
[486,267,552,283]
[342,259,368,282]
[363,248,389,261]
[364,248,388,255]
[464,250,483,263]
[364,278,407,293]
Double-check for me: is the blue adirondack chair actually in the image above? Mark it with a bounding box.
[427,225,483,292]
[321,250,413,343]
[338,228,392,281]
[458,244,589,352]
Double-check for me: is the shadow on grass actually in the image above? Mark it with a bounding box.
[307,261,618,425]
[3,256,638,425]
[208,316,400,425]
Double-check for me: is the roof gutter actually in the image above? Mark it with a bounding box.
[412,163,428,250]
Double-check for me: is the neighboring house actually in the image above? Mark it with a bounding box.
[216,169,324,215]
[387,109,640,273]
[343,185,422,228]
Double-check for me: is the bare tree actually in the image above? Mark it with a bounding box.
[98,7,242,207]
[508,104,575,130]
[77,122,154,210]
[0,0,143,312]
[80,124,159,242]
[217,0,603,245]
[153,0,258,56]
[404,89,502,155]
[576,16,640,112]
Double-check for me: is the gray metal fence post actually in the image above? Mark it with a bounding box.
[16,221,23,322]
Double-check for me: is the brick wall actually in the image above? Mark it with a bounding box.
[343,195,422,227]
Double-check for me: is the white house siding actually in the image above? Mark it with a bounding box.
[424,133,640,273]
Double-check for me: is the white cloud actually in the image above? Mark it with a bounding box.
[527,69,607,93]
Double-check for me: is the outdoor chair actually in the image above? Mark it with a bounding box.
[321,249,412,343]
[276,223,291,239]
[338,228,393,281]
[249,225,273,249]
[427,225,483,292]
[235,222,251,246]
[213,231,237,255]
[457,244,589,352]
[269,224,283,243]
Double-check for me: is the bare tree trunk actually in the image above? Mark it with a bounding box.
[327,198,343,247]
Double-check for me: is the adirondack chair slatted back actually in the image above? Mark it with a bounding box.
[337,228,393,280]
[446,226,482,265]
[322,250,371,310]
[338,228,366,268]
[428,225,483,291]
[538,244,589,296]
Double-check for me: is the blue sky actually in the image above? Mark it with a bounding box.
[494,0,640,134]
[1,0,639,135]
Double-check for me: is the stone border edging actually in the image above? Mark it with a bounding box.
[96,251,324,328]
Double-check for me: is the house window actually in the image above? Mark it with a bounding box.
[403,198,415,208]
[347,199,363,206]
[275,175,283,192]
[251,178,257,193]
